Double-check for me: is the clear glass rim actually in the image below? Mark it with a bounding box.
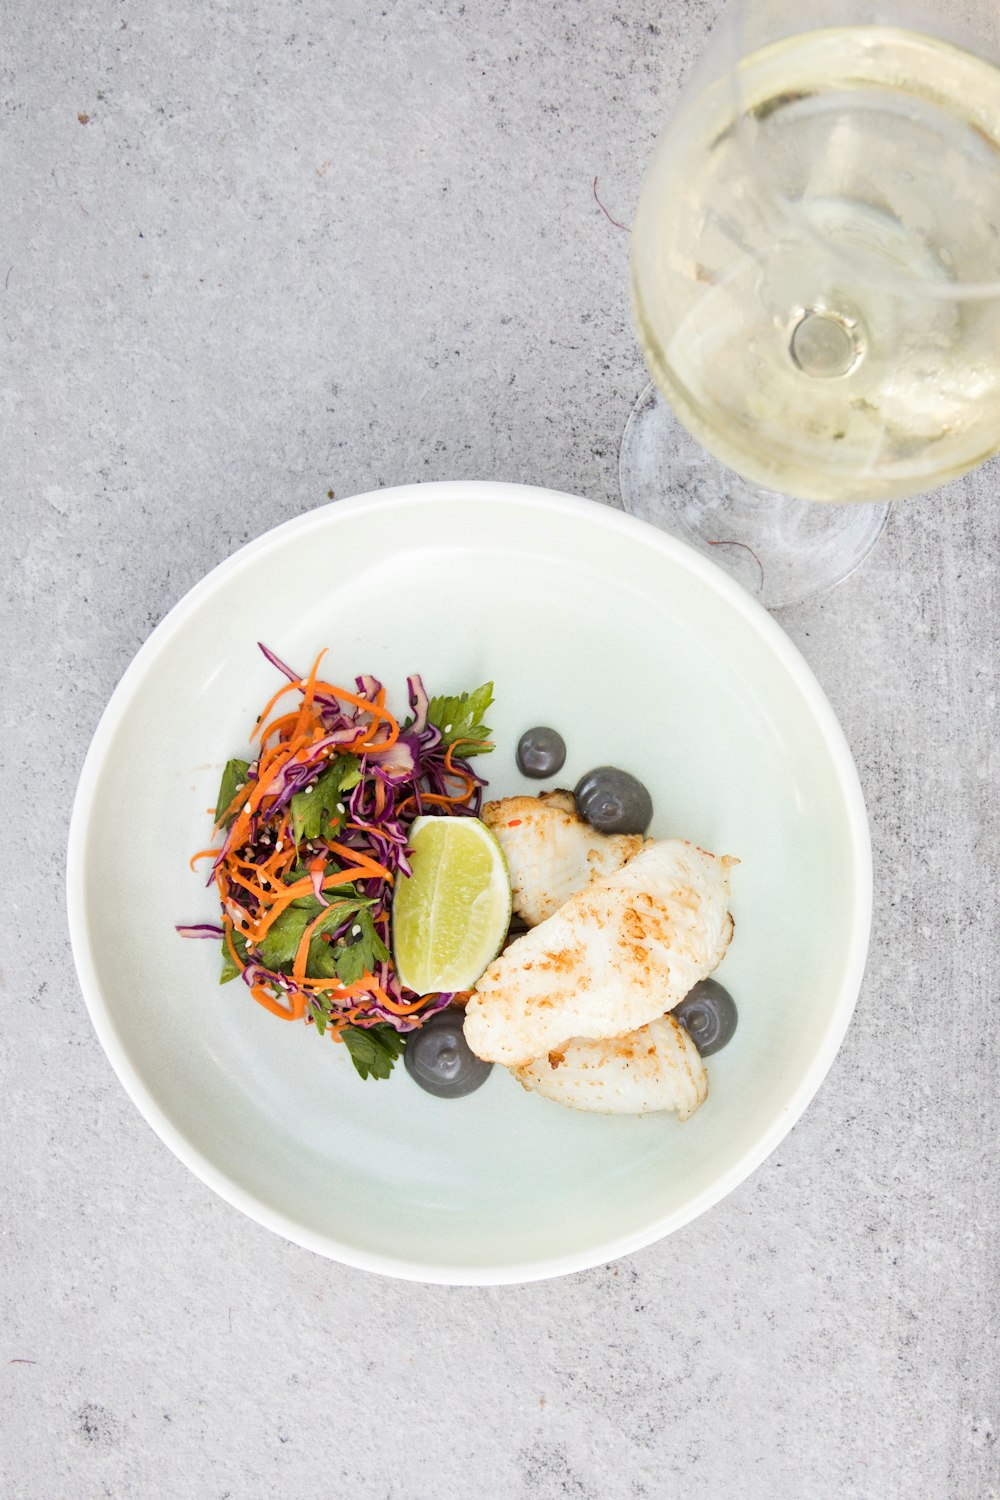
[723,8,1000,302]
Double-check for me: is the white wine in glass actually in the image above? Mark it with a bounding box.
[621,1,1000,606]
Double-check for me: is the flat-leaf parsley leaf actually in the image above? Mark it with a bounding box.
[215,759,250,830]
[427,682,494,756]
[290,755,362,846]
[334,907,390,988]
[342,1022,406,1081]
[219,927,250,983]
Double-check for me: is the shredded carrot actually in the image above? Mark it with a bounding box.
[371,988,430,1017]
[324,840,393,883]
[292,648,327,741]
[292,905,335,984]
[257,710,307,750]
[442,742,479,800]
[448,736,493,757]
[251,678,305,741]
[396,787,475,818]
[312,682,400,747]
[222,917,245,974]
[251,984,306,1020]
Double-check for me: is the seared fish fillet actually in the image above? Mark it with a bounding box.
[515,1015,708,1121]
[482,791,644,926]
[464,839,735,1067]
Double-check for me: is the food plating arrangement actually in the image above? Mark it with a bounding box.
[179,643,739,1122]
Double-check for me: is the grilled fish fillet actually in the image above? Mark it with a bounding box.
[464,839,735,1067]
[482,791,644,927]
[514,1014,708,1120]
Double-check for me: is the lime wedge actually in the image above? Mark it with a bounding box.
[392,816,512,995]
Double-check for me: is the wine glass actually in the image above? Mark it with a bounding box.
[620,0,1000,607]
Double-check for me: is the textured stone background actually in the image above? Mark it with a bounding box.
[3,1,998,1496]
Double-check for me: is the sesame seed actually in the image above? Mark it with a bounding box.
[444,723,452,733]
[243,802,252,814]
[275,840,283,851]
[304,786,313,795]
[336,803,345,814]
[351,924,362,937]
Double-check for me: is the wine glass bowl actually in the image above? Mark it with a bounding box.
[622,3,1000,604]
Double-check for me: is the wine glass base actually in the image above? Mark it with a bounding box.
[619,383,890,609]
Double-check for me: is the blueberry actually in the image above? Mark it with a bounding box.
[574,766,653,835]
[517,726,567,779]
[404,1007,493,1098]
[672,979,738,1057]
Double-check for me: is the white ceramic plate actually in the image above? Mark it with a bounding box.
[67,482,871,1284]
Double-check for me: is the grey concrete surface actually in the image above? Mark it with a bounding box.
[2,1,998,1497]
